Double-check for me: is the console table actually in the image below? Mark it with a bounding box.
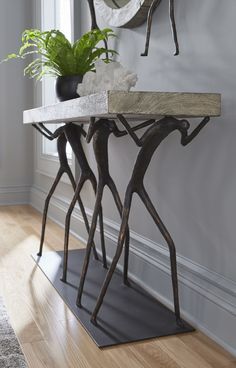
[24,90,220,124]
[24,90,221,347]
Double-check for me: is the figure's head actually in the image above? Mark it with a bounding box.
[178,119,190,131]
[87,118,116,142]
[108,119,117,132]
[96,118,115,131]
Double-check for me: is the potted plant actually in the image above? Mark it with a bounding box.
[2,28,117,101]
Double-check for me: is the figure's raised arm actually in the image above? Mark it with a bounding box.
[32,124,54,140]
[116,114,142,146]
[86,117,96,143]
[115,116,155,139]
[181,117,210,146]
[116,115,156,146]
[78,124,87,138]
[87,115,155,144]
[33,123,68,140]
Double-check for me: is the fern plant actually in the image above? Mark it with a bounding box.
[2,28,117,80]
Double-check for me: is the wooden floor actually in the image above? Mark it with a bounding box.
[0,205,235,368]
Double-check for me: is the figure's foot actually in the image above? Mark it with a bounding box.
[141,51,148,57]
[123,278,131,287]
[103,262,108,269]
[176,318,185,328]
[101,254,107,268]
[93,250,99,261]
[76,298,82,308]
[37,251,42,257]
[90,316,98,326]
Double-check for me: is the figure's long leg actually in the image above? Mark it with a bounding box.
[169,0,179,55]
[91,188,133,324]
[76,184,104,307]
[37,168,64,256]
[90,178,107,268]
[66,168,99,261]
[66,167,99,258]
[108,179,130,285]
[61,177,86,283]
[98,206,107,268]
[66,167,76,191]
[80,198,99,261]
[141,0,162,56]
[139,185,180,321]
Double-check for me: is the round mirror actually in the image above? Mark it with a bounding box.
[103,1,131,8]
[94,0,160,28]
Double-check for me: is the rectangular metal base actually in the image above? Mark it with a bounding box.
[32,249,194,347]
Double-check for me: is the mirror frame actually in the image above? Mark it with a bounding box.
[94,0,159,28]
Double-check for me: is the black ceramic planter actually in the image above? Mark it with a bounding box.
[56,75,83,101]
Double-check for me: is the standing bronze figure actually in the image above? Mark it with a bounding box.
[33,123,105,279]
[141,0,179,56]
[89,115,210,324]
[61,123,107,283]
[76,117,156,307]
[76,118,132,307]
[32,124,79,257]
[86,0,179,57]
[38,135,76,257]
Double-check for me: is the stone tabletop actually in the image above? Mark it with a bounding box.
[23,90,221,125]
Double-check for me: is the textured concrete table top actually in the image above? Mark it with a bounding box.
[23,90,221,125]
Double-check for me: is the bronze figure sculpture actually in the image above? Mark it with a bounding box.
[76,118,131,308]
[61,123,107,283]
[88,115,210,324]
[76,117,156,307]
[141,0,179,56]
[87,0,179,57]
[33,123,106,281]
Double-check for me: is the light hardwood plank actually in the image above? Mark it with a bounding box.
[0,205,234,368]
[179,332,235,368]
[129,340,182,368]
[21,343,47,368]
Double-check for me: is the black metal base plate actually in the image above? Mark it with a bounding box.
[32,249,194,347]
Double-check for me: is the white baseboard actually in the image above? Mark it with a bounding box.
[0,185,30,205]
[30,185,236,356]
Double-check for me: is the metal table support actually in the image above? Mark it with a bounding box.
[78,115,211,325]
[76,118,132,307]
[76,117,157,307]
[25,90,220,342]
[33,123,106,280]
[35,114,210,326]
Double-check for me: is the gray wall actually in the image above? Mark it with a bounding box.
[80,0,236,280]
[0,0,33,203]
[77,0,236,354]
[31,0,236,355]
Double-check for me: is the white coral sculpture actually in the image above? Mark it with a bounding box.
[77,60,138,96]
